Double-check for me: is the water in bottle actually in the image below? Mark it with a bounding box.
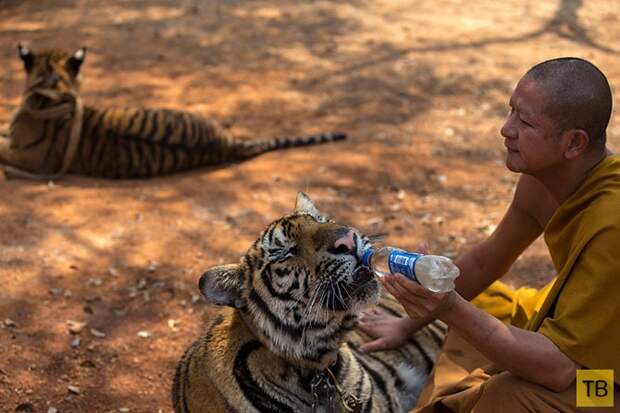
[361,247,460,293]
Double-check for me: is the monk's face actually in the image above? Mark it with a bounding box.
[500,77,565,175]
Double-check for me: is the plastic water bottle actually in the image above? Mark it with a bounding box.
[361,247,460,293]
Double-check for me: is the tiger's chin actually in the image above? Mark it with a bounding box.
[349,266,380,310]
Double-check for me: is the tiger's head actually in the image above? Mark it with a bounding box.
[199,192,379,369]
[17,44,86,108]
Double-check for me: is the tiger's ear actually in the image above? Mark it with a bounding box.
[295,192,322,219]
[198,264,245,308]
[67,47,87,76]
[17,43,34,73]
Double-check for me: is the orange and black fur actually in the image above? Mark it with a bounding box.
[172,192,447,413]
[0,45,345,179]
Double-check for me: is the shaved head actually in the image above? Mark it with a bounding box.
[524,57,612,150]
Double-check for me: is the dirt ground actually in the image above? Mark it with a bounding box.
[0,0,618,412]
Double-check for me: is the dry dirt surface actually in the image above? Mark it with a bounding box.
[0,1,619,412]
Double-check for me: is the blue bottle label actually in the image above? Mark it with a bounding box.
[388,250,422,282]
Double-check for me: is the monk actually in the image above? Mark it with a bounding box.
[360,57,620,412]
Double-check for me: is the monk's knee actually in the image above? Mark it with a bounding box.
[473,372,550,412]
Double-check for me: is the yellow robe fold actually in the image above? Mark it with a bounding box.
[415,155,620,412]
[534,155,620,382]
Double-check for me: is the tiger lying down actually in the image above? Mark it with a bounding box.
[0,45,345,180]
[173,193,446,413]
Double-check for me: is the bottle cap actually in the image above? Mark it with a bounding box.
[361,248,374,267]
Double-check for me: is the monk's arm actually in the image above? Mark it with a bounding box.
[439,293,579,391]
[383,274,578,391]
[455,175,548,300]
[388,176,545,328]
[360,176,549,352]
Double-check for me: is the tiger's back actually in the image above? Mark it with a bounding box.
[75,106,345,178]
[0,45,346,179]
[172,193,446,413]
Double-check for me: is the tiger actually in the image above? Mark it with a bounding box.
[0,45,346,180]
[172,192,447,413]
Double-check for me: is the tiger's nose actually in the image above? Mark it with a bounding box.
[331,229,356,254]
[47,73,60,86]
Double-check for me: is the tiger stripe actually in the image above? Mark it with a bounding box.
[1,47,347,180]
[172,193,447,412]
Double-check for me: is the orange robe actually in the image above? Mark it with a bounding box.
[415,155,620,412]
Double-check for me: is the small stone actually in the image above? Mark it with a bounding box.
[119,408,130,413]
[152,281,166,289]
[66,320,87,334]
[137,278,147,290]
[49,288,65,296]
[113,308,127,317]
[71,337,81,348]
[143,291,151,302]
[396,189,406,200]
[48,408,58,413]
[190,294,201,304]
[48,180,55,188]
[108,267,119,277]
[167,319,179,330]
[4,318,16,327]
[68,385,81,395]
[366,217,384,227]
[137,331,152,339]
[420,214,432,225]
[148,261,160,273]
[88,278,103,287]
[90,328,106,338]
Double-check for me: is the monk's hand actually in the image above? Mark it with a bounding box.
[380,273,456,320]
[358,311,414,353]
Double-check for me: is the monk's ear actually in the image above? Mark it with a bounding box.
[564,129,590,159]
[198,264,245,308]
[17,43,34,73]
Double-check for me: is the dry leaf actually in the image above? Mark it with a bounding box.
[90,328,106,338]
[66,320,87,334]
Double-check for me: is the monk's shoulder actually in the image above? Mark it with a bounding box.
[513,175,558,228]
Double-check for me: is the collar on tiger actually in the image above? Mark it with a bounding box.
[311,366,363,413]
[237,310,365,412]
